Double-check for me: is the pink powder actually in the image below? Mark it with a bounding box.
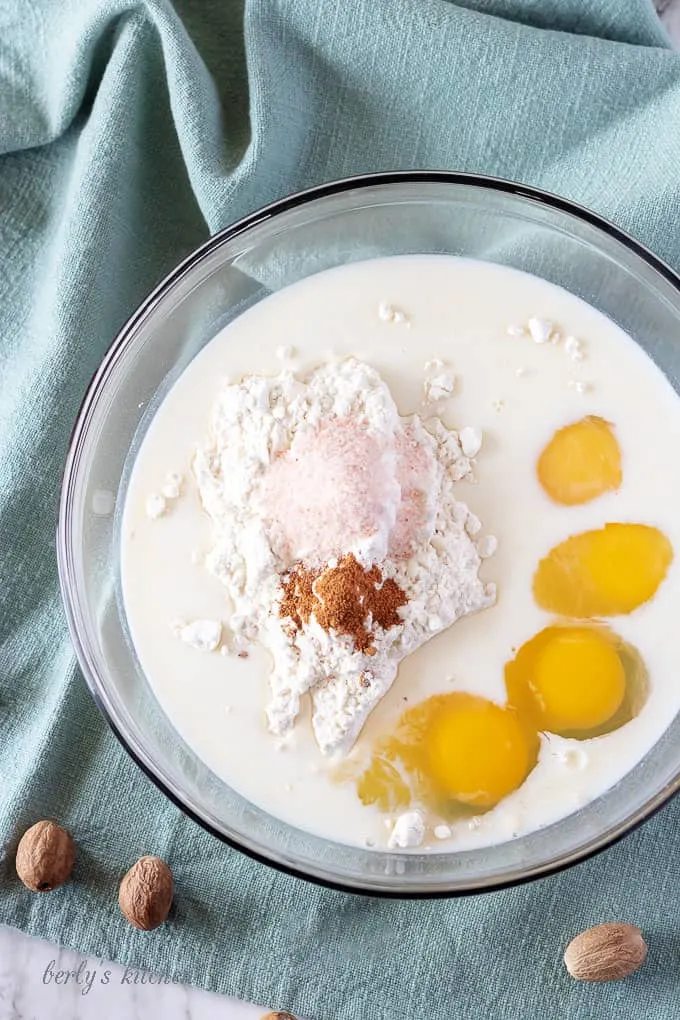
[261,419,433,566]
[390,427,435,558]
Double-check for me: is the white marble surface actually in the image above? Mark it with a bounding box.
[2,5,679,1020]
[0,924,266,1020]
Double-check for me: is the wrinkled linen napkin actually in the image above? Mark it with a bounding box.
[1,2,680,1017]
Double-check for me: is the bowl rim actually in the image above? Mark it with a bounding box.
[58,170,680,898]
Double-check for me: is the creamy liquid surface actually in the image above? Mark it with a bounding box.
[120,256,680,851]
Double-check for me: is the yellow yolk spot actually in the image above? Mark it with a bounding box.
[356,693,538,814]
[506,626,625,734]
[533,523,672,617]
[356,755,410,812]
[537,416,622,505]
[424,694,535,809]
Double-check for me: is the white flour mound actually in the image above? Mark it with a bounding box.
[193,358,495,755]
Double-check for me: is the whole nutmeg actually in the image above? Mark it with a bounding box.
[15,820,75,892]
[564,922,647,982]
[119,855,173,930]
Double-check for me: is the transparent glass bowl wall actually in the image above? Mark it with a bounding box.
[58,174,680,895]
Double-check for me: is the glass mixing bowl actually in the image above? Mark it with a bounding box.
[58,172,680,896]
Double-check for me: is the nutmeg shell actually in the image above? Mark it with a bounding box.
[564,921,647,981]
[119,855,173,931]
[15,820,75,892]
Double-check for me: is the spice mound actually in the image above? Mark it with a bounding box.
[280,555,407,655]
[194,358,495,754]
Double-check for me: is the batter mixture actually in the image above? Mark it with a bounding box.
[119,256,680,851]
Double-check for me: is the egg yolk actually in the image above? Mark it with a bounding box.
[425,694,535,808]
[533,523,672,617]
[506,626,625,734]
[355,692,537,814]
[537,416,622,506]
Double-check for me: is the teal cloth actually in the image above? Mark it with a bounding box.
[2,1,680,1017]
